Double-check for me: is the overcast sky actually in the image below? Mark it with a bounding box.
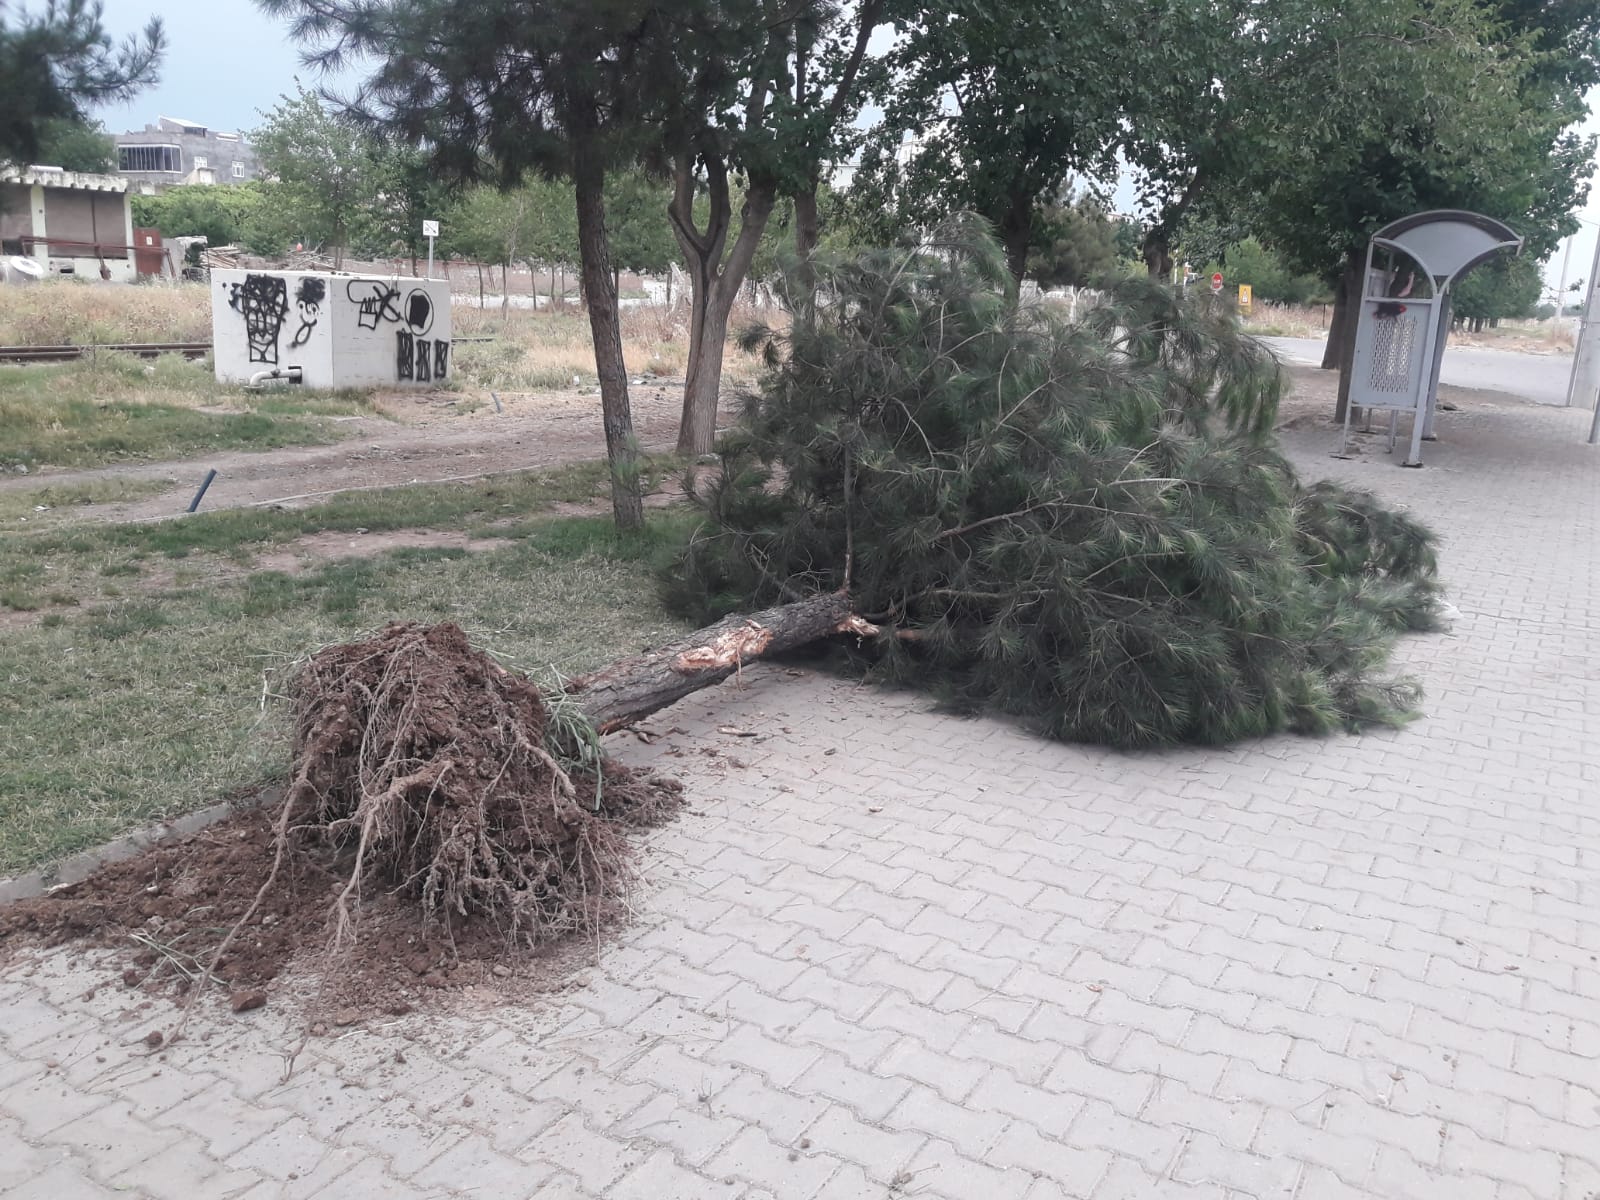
[94,0,328,135]
[95,0,1598,298]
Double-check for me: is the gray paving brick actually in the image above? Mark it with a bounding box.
[5,398,1600,1198]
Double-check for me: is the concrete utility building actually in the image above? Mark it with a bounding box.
[112,117,259,189]
[0,166,145,281]
[211,270,453,390]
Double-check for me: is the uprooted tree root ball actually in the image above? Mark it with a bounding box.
[286,621,673,942]
[0,622,680,1021]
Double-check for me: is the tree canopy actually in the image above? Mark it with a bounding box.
[0,0,163,166]
[859,0,1128,280]
[29,116,114,171]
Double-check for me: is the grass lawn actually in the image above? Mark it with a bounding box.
[0,355,378,472]
[0,464,695,874]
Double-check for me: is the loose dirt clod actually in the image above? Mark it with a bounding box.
[1,621,680,1024]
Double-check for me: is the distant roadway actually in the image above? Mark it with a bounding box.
[1262,335,1575,408]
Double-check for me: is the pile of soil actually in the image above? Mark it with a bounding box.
[0,622,680,1023]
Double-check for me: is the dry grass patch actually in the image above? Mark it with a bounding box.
[0,280,213,345]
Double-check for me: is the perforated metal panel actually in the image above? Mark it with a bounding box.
[1349,298,1430,413]
[1366,314,1417,394]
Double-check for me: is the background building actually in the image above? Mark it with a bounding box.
[0,166,154,280]
[112,117,259,189]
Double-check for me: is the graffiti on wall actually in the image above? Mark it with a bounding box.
[390,285,446,383]
[227,274,289,365]
[289,277,325,349]
[347,279,403,330]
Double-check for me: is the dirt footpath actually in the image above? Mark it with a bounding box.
[0,379,711,524]
[0,363,1540,526]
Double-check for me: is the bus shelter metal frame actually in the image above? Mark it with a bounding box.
[1342,211,1523,467]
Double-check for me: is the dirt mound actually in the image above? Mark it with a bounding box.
[0,622,680,1023]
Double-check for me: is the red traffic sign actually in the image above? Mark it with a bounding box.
[1210,272,1224,293]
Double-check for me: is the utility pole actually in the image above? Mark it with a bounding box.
[1566,226,1600,436]
[1551,235,1574,344]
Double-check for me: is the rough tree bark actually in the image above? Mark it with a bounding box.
[999,184,1034,284]
[569,593,877,732]
[571,123,645,533]
[668,144,778,457]
[1332,252,1364,423]
[1142,230,1174,284]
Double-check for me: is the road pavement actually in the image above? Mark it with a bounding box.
[1263,335,1576,407]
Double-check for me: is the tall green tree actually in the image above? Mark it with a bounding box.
[31,116,114,171]
[657,0,887,456]
[604,169,675,280]
[452,184,533,310]
[0,0,163,166]
[1027,194,1124,290]
[251,85,376,268]
[259,0,679,531]
[857,0,1127,282]
[358,141,459,270]
[1451,254,1543,329]
[1228,0,1594,410]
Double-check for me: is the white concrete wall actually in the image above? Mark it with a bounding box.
[335,276,453,387]
[211,270,452,390]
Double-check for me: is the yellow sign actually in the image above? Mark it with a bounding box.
[1237,284,1253,309]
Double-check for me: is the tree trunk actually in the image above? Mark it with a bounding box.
[550,264,557,310]
[998,188,1033,284]
[1333,253,1363,423]
[569,592,876,733]
[1142,228,1173,283]
[572,132,644,533]
[477,262,484,310]
[668,151,779,457]
[501,262,511,315]
[794,182,821,299]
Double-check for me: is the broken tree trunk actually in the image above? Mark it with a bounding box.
[568,592,877,733]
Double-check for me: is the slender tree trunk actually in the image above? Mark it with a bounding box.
[794,182,821,299]
[477,262,484,310]
[550,264,557,310]
[501,261,510,315]
[572,134,644,533]
[999,188,1033,284]
[1322,261,1359,370]
[668,153,779,457]
[1333,252,1364,423]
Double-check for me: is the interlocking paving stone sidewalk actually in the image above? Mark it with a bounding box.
[2,397,1597,1199]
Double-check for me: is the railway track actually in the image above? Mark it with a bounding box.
[0,335,496,366]
[0,341,213,364]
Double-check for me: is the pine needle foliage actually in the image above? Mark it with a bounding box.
[666,220,1442,747]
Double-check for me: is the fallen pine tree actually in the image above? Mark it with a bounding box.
[663,218,1444,748]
